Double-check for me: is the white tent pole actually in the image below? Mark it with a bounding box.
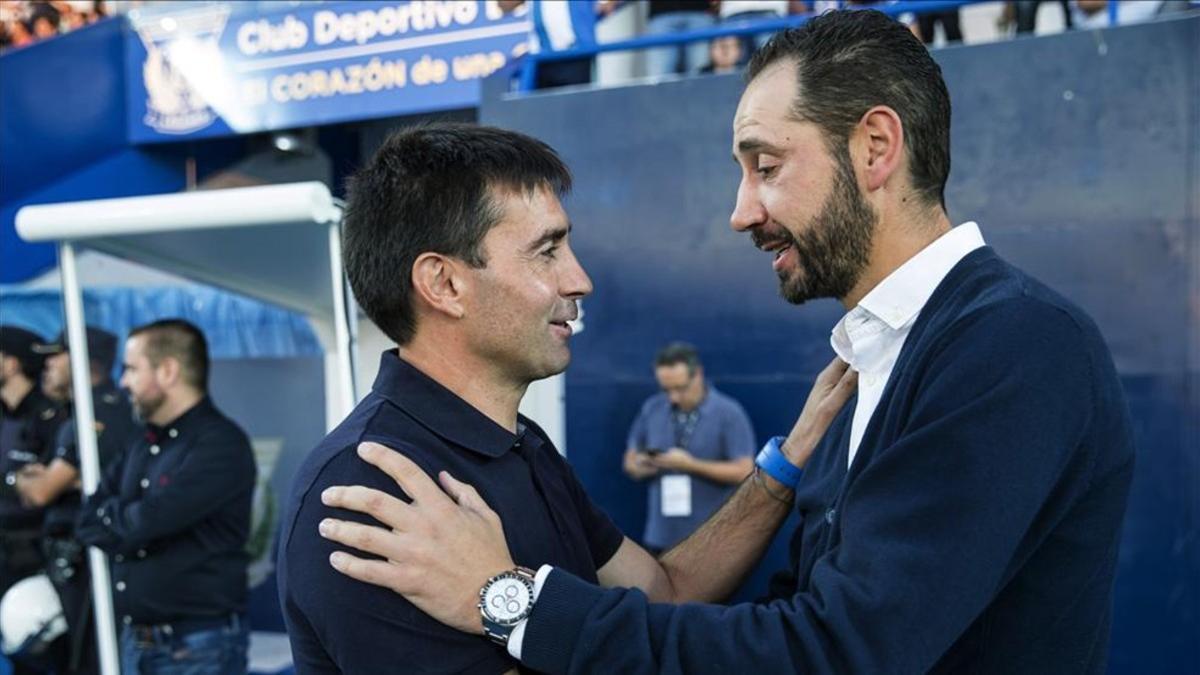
[59,241,121,675]
[327,221,356,415]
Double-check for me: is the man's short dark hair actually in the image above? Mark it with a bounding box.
[746,9,952,209]
[128,319,209,391]
[343,122,573,345]
[655,342,702,376]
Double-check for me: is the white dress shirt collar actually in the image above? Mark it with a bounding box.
[832,222,986,368]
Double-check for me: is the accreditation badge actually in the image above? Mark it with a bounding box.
[660,475,692,518]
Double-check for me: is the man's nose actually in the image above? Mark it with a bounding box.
[561,248,593,299]
[730,179,767,233]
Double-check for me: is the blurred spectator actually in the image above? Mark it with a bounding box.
[1072,0,1166,28]
[644,0,716,76]
[915,8,963,44]
[12,327,134,675]
[1005,1,1074,34]
[1,326,64,611]
[2,18,33,49]
[718,0,788,57]
[28,1,57,37]
[502,0,610,89]
[622,343,756,554]
[0,1,109,53]
[700,33,743,73]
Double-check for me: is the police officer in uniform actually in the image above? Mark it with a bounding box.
[0,326,64,599]
[0,326,65,674]
[76,319,255,675]
[15,327,134,674]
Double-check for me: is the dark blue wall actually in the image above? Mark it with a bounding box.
[483,15,1198,673]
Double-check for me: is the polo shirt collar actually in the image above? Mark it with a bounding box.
[371,350,518,459]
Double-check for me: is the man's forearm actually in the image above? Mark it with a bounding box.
[657,472,792,603]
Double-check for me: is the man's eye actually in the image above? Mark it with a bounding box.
[757,164,778,178]
[541,247,559,259]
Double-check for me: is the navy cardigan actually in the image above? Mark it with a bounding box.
[520,248,1135,675]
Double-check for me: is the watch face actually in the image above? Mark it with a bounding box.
[482,574,532,626]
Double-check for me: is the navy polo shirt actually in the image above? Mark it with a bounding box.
[279,351,624,674]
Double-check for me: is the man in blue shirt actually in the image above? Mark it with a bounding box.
[316,9,1134,675]
[281,122,853,674]
[623,342,756,552]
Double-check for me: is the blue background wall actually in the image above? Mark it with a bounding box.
[483,15,1199,673]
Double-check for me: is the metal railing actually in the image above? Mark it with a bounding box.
[516,0,1119,92]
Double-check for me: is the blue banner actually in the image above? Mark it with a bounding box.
[125,1,530,143]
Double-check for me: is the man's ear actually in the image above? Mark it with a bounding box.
[156,356,182,389]
[855,105,905,193]
[411,252,468,320]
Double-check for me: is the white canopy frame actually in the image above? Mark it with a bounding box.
[15,181,358,675]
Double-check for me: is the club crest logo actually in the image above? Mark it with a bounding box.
[132,6,231,135]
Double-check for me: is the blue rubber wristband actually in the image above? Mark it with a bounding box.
[755,436,804,489]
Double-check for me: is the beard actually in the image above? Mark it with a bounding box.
[131,389,166,423]
[43,381,71,402]
[759,149,878,305]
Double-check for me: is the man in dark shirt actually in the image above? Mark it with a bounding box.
[77,319,255,675]
[0,325,64,601]
[16,326,135,674]
[277,123,851,674]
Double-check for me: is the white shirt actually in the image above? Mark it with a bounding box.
[831,222,986,468]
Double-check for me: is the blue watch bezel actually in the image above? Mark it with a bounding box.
[755,436,804,489]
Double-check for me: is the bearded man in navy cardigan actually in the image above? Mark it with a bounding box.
[316,9,1134,674]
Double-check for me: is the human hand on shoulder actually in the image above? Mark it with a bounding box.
[319,442,515,635]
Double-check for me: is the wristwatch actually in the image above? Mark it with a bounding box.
[479,566,537,646]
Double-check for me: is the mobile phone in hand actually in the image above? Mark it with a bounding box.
[641,447,663,456]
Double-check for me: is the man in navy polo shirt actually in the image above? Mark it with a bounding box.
[279,123,856,674]
[317,10,1135,675]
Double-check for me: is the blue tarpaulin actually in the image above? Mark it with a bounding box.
[0,285,322,365]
